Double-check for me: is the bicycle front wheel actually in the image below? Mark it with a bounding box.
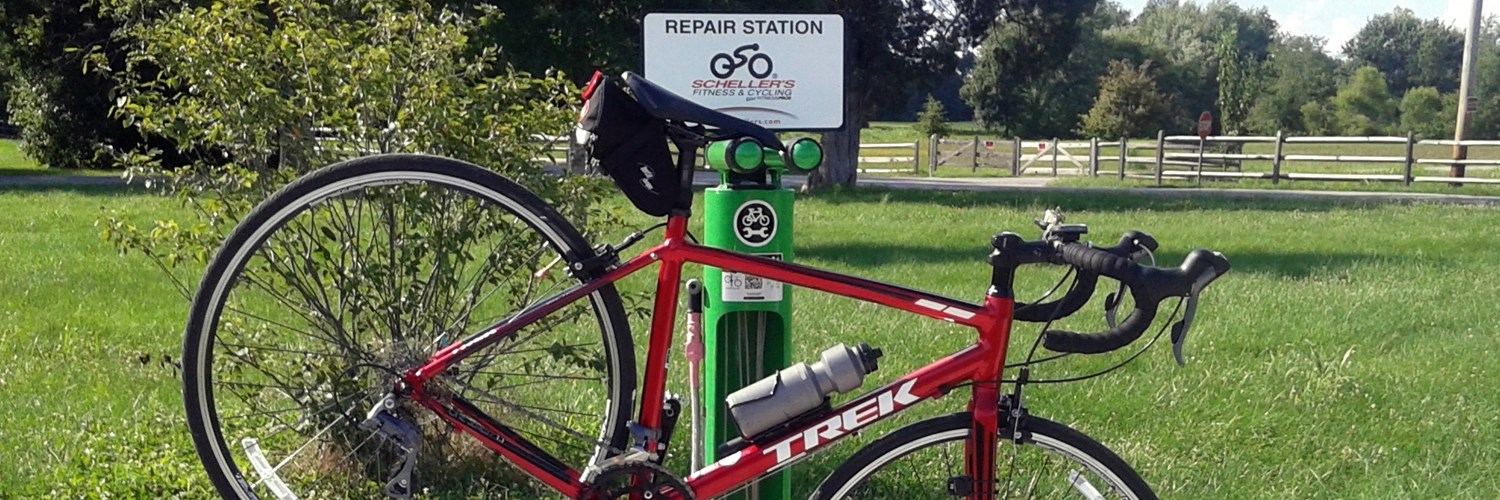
[812,412,1156,499]
[184,154,636,498]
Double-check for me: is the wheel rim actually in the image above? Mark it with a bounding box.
[189,170,629,498]
[833,428,1141,499]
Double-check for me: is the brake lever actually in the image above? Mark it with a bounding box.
[1168,269,1218,367]
[1104,247,1153,328]
[1104,286,1125,328]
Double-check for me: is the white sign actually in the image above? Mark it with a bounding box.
[721,254,785,302]
[643,13,844,130]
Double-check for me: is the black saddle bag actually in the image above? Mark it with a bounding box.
[577,76,679,216]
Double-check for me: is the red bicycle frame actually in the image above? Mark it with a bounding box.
[405,214,1017,499]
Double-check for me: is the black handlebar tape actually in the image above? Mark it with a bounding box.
[1042,287,1159,354]
[1057,242,1140,283]
[1042,246,1231,354]
[1013,232,1154,323]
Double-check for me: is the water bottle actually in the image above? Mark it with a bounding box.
[725,343,882,438]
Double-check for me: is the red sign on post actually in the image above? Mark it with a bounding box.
[1197,111,1213,139]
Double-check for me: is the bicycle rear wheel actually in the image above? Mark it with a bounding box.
[812,412,1156,499]
[184,154,636,498]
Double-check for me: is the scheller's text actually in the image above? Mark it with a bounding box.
[663,19,825,35]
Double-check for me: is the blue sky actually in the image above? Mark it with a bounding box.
[1114,0,1490,55]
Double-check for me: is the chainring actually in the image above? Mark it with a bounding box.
[577,461,694,500]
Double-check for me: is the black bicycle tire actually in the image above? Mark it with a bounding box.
[183,153,637,499]
[811,412,1156,499]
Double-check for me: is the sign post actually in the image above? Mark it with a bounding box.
[646,13,843,500]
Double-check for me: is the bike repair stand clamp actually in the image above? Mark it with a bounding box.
[699,138,821,500]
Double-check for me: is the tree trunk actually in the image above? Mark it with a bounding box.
[806,81,863,191]
[805,26,862,192]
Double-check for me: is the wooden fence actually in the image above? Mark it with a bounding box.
[858,141,922,174]
[926,131,1500,185]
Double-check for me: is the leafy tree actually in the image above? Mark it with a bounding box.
[0,0,140,168]
[1246,35,1338,134]
[1331,66,1397,136]
[1399,87,1452,139]
[960,0,1104,133]
[1080,60,1175,138]
[0,72,11,132]
[1468,17,1500,139]
[1115,0,1277,124]
[1342,8,1463,94]
[445,1,653,78]
[963,0,1138,137]
[886,52,977,122]
[1215,27,1263,135]
[914,94,949,138]
[1299,101,1335,135]
[801,0,1009,189]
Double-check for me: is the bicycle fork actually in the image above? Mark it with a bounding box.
[954,380,1002,499]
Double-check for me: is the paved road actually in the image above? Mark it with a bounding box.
[8,171,1500,207]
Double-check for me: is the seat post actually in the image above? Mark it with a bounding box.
[668,123,706,215]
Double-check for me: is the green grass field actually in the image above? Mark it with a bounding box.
[0,138,39,170]
[0,138,118,177]
[6,184,1500,497]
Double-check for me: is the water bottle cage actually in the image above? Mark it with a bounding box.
[716,399,834,457]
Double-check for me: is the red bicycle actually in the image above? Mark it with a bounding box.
[184,72,1230,499]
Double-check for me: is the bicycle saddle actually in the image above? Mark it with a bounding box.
[622,72,783,149]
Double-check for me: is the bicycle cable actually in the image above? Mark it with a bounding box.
[613,221,671,254]
[1005,297,1185,385]
[1011,265,1076,316]
[1023,267,1079,366]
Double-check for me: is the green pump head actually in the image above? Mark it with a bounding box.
[762,137,822,172]
[784,137,823,172]
[708,136,822,174]
[706,137,766,174]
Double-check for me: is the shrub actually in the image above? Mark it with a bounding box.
[101,0,604,278]
[1398,86,1453,139]
[914,94,950,139]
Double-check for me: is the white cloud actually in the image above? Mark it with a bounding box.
[1441,0,1480,29]
[1282,0,1327,40]
[1328,16,1360,55]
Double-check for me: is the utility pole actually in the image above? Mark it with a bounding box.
[1452,0,1485,185]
